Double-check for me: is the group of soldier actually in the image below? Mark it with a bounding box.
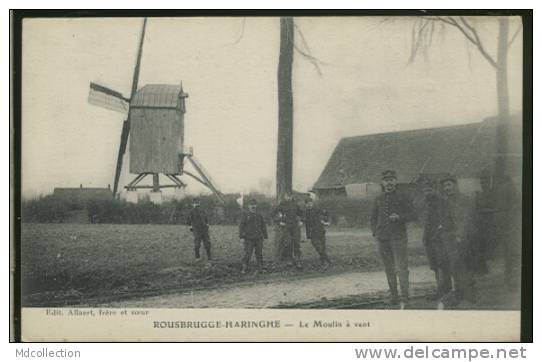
[372,169,521,309]
[187,193,332,274]
[186,167,521,309]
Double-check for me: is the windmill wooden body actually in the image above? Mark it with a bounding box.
[88,18,224,203]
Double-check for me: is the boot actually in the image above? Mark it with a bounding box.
[389,291,400,306]
[204,244,212,261]
[385,271,400,305]
[398,270,410,303]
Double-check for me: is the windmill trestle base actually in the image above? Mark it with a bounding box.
[122,156,225,204]
[124,173,186,191]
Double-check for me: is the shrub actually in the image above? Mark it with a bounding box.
[21,195,70,223]
[22,192,379,228]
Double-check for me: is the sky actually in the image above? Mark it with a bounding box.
[21,16,523,198]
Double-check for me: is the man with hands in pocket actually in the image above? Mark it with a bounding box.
[239,199,268,275]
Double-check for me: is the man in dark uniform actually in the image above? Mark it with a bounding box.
[275,192,304,269]
[304,198,331,269]
[470,169,495,275]
[187,198,212,261]
[239,199,268,274]
[370,170,417,307]
[493,176,522,291]
[439,174,476,305]
[420,178,452,299]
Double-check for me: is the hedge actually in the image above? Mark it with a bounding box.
[21,193,385,227]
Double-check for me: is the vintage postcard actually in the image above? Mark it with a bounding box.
[13,12,529,342]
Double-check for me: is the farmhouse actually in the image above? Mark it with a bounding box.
[312,117,522,199]
[53,184,113,204]
[49,185,114,223]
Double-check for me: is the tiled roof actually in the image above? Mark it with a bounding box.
[313,117,522,189]
[53,187,112,198]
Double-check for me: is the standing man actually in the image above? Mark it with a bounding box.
[276,192,304,269]
[439,175,476,305]
[371,170,417,307]
[187,197,212,261]
[239,199,268,274]
[420,178,452,300]
[304,198,332,269]
[470,169,495,275]
[493,176,522,291]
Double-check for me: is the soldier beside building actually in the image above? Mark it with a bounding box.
[370,170,417,307]
[493,175,522,291]
[304,198,332,269]
[439,175,476,305]
[470,169,495,275]
[187,197,212,261]
[275,192,304,269]
[420,178,453,300]
[472,171,521,291]
[239,199,268,274]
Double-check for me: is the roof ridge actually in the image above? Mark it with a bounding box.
[313,116,522,190]
[339,114,522,143]
[340,121,484,142]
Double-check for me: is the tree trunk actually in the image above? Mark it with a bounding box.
[274,17,294,261]
[494,17,510,180]
[276,17,294,202]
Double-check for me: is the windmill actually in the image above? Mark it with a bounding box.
[88,18,225,204]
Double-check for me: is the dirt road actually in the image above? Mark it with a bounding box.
[102,265,436,308]
[23,224,517,309]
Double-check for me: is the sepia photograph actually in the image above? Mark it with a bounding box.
[13,11,530,342]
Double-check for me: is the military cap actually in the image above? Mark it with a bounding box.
[440,173,457,184]
[381,170,397,180]
[192,197,201,203]
[248,198,258,205]
[419,177,435,188]
[304,197,314,204]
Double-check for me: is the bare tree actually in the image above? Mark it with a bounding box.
[276,17,295,202]
[229,17,322,202]
[274,17,326,260]
[227,17,323,259]
[409,16,522,179]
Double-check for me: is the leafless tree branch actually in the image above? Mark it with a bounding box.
[223,18,246,46]
[410,16,498,69]
[294,24,315,56]
[293,23,324,76]
[233,18,246,44]
[427,20,435,48]
[435,16,497,68]
[458,17,497,68]
[407,18,432,65]
[459,17,487,48]
[420,16,465,31]
[458,17,478,37]
[293,43,323,76]
[507,23,522,48]
[435,16,457,27]
[446,16,478,45]
[408,18,420,61]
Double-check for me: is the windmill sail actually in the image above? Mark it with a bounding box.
[112,18,147,196]
[88,82,129,114]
